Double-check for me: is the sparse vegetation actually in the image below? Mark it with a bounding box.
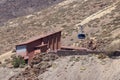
[97,53,107,59]
[52,63,57,69]
[9,53,58,80]
[69,56,80,62]
[0,0,119,80]
[80,66,86,71]
[106,41,120,57]
[12,56,26,68]
[69,56,76,62]
[0,0,118,54]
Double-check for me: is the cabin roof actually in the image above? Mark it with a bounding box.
[16,30,61,46]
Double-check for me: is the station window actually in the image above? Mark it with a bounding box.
[16,45,27,53]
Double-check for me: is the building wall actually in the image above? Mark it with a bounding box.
[27,38,43,53]
[42,31,61,50]
[16,31,61,63]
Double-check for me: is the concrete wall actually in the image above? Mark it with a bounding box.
[56,50,105,56]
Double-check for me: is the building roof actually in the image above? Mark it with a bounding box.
[16,30,62,46]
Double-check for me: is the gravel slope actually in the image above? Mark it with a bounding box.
[0,0,118,54]
[0,68,22,80]
[38,55,120,80]
[0,0,64,26]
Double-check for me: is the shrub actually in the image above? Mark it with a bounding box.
[69,56,80,62]
[69,56,76,62]
[106,40,120,57]
[12,56,25,68]
[97,53,107,59]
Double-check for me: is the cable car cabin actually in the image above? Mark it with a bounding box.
[78,25,86,39]
[78,33,86,39]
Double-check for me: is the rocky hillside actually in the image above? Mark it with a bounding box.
[0,0,120,54]
[38,55,120,80]
[0,0,120,80]
[4,53,120,80]
[71,1,120,51]
[0,0,64,26]
[9,53,58,80]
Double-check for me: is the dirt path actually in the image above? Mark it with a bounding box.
[0,51,15,63]
[76,1,119,26]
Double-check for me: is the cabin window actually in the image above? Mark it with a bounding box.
[16,45,27,54]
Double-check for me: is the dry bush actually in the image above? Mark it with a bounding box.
[69,56,80,62]
[97,53,107,59]
[106,41,120,57]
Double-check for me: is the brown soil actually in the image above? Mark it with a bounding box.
[9,53,58,80]
[0,0,64,26]
[0,0,118,54]
[38,55,120,80]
